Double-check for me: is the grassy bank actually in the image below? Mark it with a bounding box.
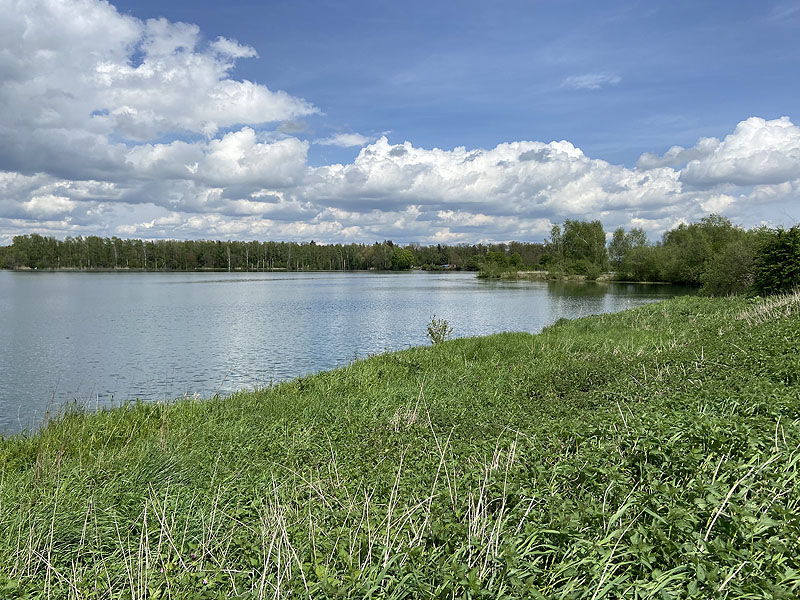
[476,268,617,282]
[1,294,799,599]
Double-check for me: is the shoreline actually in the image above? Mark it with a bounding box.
[4,266,686,285]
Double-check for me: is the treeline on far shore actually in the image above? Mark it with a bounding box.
[0,235,546,273]
[1,214,798,295]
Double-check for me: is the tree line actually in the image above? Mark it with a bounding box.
[0,235,545,273]
[542,215,799,295]
[1,215,797,295]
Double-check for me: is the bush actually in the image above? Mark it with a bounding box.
[583,262,603,281]
[566,258,603,280]
[699,233,758,296]
[753,226,800,295]
[426,315,453,344]
[617,246,662,282]
[659,215,744,285]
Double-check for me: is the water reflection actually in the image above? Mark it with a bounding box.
[546,280,681,298]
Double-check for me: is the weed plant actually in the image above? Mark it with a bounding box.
[426,315,454,345]
[1,294,799,598]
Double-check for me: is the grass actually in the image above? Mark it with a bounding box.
[475,266,615,282]
[1,293,799,599]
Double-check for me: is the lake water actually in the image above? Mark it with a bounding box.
[0,270,688,433]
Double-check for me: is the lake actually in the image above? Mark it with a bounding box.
[0,270,689,433]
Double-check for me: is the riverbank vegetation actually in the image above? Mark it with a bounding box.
[479,216,800,296]
[0,235,544,273]
[2,292,799,598]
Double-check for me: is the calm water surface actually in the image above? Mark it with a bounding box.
[0,270,688,433]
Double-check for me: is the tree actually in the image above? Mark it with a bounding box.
[618,246,662,282]
[390,247,414,270]
[484,251,510,267]
[561,219,608,274]
[660,215,742,285]
[752,226,800,295]
[509,241,545,267]
[609,227,648,270]
[546,224,563,264]
[699,233,758,296]
[0,234,603,274]
[608,227,627,269]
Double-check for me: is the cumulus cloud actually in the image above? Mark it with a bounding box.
[562,73,621,90]
[23,195,77,218]
[315,133,374,147]
[5,115,800,244]
[0,0,799,246]
[302,137,682,225]
[194,129,309,187]
[0,0,316,178]
[678,116,800,187]
[636,137,719,170]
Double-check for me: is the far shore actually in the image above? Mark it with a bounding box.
[3,265,685,285]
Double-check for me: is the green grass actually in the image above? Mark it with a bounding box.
[1,293,799,599]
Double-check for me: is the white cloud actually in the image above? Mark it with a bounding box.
[0,0,317,178]
[0,0,798,246]
[303,137,680,221]
[768,2,800,21]
[209,36,258,59]
[636,137,719,170]
[4,113,800,245]
[678,116,800,187]
[700,193,736,214]
[200,129,309,187]
[562,73,621,90]
[24,195,77,218]
[315,133,373,147]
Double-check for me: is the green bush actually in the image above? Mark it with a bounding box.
[699,232,759,296]
[564,258,603,280]
[617,245,662,281]
[426,314,453,344]
[753,226,800,295]
[659,215,744,285]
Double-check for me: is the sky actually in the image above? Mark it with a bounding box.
[0,0,799,245]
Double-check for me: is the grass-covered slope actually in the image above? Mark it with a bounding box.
[1,294,799,599]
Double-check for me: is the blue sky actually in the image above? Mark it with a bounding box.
[111,0,800,165]
[0,0,798,244]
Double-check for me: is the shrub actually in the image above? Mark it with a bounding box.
[617,246,662,282]
[753,226,800,295]
[426,315,453,344]
[699,233,758,296]
[565,258,603,280]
